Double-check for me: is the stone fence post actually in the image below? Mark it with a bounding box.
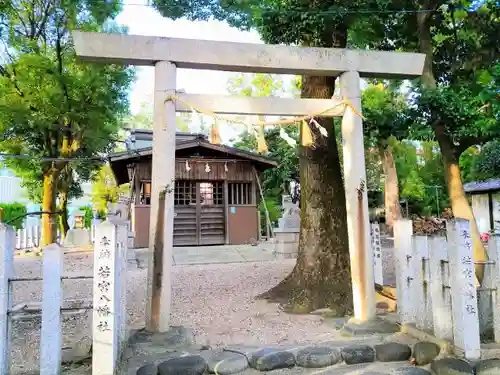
[393,220,414,324]
[40,244,63,375]
[488,234,500,343]
[412,235,433,332]
[0,224,14,374]
[428,236,453,341]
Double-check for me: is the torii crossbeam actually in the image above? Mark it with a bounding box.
[73,31,425,333]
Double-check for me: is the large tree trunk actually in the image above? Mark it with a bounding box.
[257,73,353,315]
[58,189,70,240]
[257,29,353,314]
[417,10,488,281]
[58,167,72,239]
[379,143,402,230]
[41,169,59,247]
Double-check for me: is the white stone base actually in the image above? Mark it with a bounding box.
[273,229,299,259]
[127,231,137,265]
[62,229,91,247]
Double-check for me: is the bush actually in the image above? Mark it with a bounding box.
[259,196,282,236]
[79,205,94,229]
[0,202,27,230]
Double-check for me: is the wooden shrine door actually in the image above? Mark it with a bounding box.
[173,180,225,246]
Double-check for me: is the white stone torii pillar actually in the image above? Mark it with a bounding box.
[72,31,425,331]
[145,61,177,331]
[340,71,375,322]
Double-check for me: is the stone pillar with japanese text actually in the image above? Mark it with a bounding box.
[370,223,384,285]
[447,219,480,359]
[92,217,129,375]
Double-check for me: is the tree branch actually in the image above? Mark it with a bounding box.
[457,135,491,155]
[53,12,72,137]
[34,0,53,39]
[28,0,37,39]
[10,7,30,38]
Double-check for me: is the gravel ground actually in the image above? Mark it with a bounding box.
[10,245,396,374]
[170,260,335,348]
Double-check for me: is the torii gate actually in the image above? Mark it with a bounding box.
[73,31,425,332]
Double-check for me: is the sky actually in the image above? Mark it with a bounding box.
[115,0,267,142]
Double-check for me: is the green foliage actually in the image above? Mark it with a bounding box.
[227,73,285,97]
[463,142,500,182]
[354,1,499,222]
[392,140,448,216]
[459,146,480,182]
[410,81,499,155]
[234,127,299,199]
[124,98,193,132]
[91,164,129,214]
[0,0,134,207]
[151,0,394,47]
[361,1,499,156]
[228,72,299,200]
[79,205,94,229]
[0,202,27,230]
[362,83,409,146]
[259,197,282,235]
[364,147,382,194]
[19,163,89,203]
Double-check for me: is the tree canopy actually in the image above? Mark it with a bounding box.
[91,164,129,215]
[123,97,193,132]
[0,0,134,244]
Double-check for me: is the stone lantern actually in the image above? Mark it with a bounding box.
[72,210,85,230]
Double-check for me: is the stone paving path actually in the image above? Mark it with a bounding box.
[136,241,395,284]
[118,325,499,375]
[135,243,279,267]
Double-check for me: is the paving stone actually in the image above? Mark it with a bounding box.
[249,348,295,371]
[130,326,195,348]
[430,358,474,375]
[375,342,412,362]
[341,345,375,365]
[62,336,92,364]
[157,355,206,375]
[223,345,261,358]
[475,358,500,375]
[207,351,249,374]
[390,368,432,375]
[136,363,156,375]
[412,342,440,365]
[342,317,400,335]
[295,346,342,368]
